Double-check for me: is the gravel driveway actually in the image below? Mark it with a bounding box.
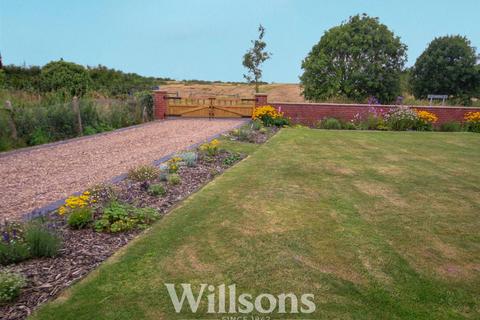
[0,118,245,221]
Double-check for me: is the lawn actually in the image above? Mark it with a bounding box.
[32,129,480,319]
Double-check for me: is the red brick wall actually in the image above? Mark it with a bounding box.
[153,90,168,120]
[271,102,480,126]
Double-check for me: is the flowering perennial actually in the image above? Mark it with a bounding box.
[252,105,283,121]
[58,191,94,215]
[199,139,220,156]
[464,111,480,122]
[415,110,438,123]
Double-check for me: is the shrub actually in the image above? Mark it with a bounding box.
[341,121,357,130]
[223,153,242,166]
[127,165,159,182]
[148,184,166,196]
[24,223,62,258]
[94,202,159,233]
[318,118,342,130]
[179,152,198,167]
[440,121,463,132]
[0,271,25,303]
[252,105,288,127]
[67,207,93,229]
[199,139,220,156]
[168,173,181,186]
[384,106,419,131]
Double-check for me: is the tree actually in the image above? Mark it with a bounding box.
[40,60,92,97]
[300,14,407,103]
[242,24,271,93]
[411,35,480,104]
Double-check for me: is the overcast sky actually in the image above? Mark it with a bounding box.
[1,0,479,83]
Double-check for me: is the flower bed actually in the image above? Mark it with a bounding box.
[0,129,274,320]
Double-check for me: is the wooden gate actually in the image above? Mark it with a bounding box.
[166,96,255,118]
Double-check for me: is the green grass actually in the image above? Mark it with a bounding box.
[32,129,480,319]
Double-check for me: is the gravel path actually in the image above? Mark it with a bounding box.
[0,118,245,221]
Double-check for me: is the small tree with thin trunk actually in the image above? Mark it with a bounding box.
[243,24,271,93]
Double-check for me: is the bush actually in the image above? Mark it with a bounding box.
[168,173,181,186]
[148,184,166,197]
[94,202,159,233]
[384,106,419,131]
[127,165,159,182]
[440,121,463,132]
[318,118,342,130]
[67,207,93,229]
[24,223,62,258]
[0,271,25,303]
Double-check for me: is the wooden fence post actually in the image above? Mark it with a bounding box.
[5,100,18,141]
[72,96,83,135]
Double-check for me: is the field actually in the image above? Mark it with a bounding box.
[32,129,480,319]
[162,82,305,102]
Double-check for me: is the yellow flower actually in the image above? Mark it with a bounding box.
[465,111,480,122]
[415,110,438,123]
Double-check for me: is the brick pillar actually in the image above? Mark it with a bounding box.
[255,93,268,107]
[153,90,168,120]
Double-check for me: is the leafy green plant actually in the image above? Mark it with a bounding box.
[0,242,30,266]
[24,223,62,258]
[440,121,463,132]
[94,202,159,233]
[223,153,242,166]
[148,184,166,197]
[127,165,159,182]
[67,207,93,229]
[168,174,181,186]
[0,271,25,303]
[317,118,342,130]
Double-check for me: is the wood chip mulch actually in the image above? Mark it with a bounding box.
[0,150,245,320]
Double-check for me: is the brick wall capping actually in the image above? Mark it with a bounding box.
[271,101,478,110]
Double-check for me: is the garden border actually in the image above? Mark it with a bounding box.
[23,119,249,220]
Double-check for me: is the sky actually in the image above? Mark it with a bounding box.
[1,0,479,83]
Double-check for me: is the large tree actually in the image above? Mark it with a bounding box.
[242,24,271,93]
[300,14,407,103]
[411,35,479,103]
